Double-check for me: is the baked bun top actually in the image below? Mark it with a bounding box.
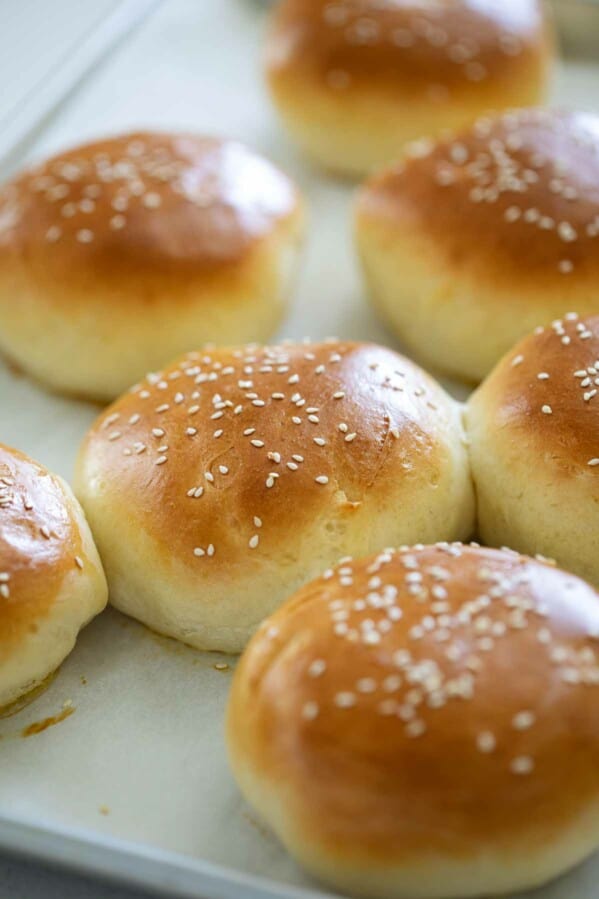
[469,312,599,472]
[0,131,299,284]
[231,543,599,853]
[0,444,87,652]
[356,108,599,284]
[78,341,463,569]
[266,0,549,97]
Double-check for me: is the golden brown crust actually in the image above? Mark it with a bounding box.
[0,132,300,295]
[469,313,599,472]
[0,444,85,649]
[266,0,550,100]
[228,543,599,861]
[356,109,599,285]
[77,341,463,569]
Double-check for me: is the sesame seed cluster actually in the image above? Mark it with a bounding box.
[381,109,599,277]
[498,313,599,468]
[86,339,456,564]
[319,0,531,91]
[0,133,296,261]
[261,543,599,778]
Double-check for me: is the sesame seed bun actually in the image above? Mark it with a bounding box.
[0,132,305,401]
[466,312,599,588]
[0,444,107,710]
[74,341,474,653]
[355,108,599,383]
[265,0,553,177]
[227,543,599,899]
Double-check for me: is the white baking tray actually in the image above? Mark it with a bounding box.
[1,3,599,898]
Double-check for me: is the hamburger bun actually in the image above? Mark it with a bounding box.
[75,340,474,652]
[228,543,599,898]
[0,132,304,400]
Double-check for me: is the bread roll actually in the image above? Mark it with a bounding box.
[0,132,304,401]
[74,340,474,652]
[467,312,599,588]
[227,543,599,899]
[265,0,553,177]
[356,108,599,382]
[0,444,107,710]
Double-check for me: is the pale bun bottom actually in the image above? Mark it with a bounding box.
[229,754,599,899]
[0,231,301,402]
[356,222,599,383]
[466,401,599,588]
[269,80,547,178]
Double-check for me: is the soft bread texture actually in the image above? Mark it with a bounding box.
[0,132,304,401]
[74,341,474,653]
[356,108,599,382]
[466,312,599,588]
[0,444,107,709]
[227,543,599,899]
[265,0,553,177]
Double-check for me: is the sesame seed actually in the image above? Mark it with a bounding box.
[76,229,94,243]
[143,192,161,208]
[315,475,329,485]
[541,405,552,415]
[308,660,326,678]
[558,222,577,243]
[504,206,521,223]
[405,719,426,738]
[249,534,259,549]
[476,731,496,753]
[512,711,535,730]
[334,692,356,709]
[510,755,534,775]
[302,701,319,720]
